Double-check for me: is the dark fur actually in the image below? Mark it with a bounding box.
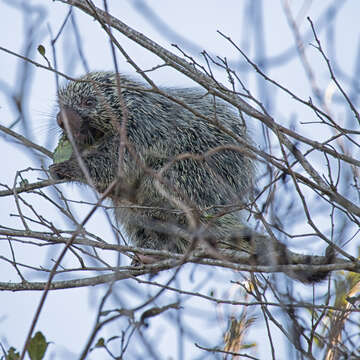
[50,72,330,281]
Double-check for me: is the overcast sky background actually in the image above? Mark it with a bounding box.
[1,1,360,359]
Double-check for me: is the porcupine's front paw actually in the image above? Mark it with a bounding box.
[131,254,159,266]
[49,161,80,181]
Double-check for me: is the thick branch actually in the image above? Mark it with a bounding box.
[1,228,358,282]
[0,259,357,292]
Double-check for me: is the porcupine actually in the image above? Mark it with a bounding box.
[49,71,331,282]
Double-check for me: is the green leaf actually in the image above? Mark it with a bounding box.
[27,331,48,360]
[37,45,46,56]
[140,302,180,324]
[95,338,105,348]
[6,347,20,360]
[53,137,73,163]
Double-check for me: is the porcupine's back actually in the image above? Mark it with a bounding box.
[54,71,255,253]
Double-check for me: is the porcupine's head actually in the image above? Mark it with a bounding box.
[50,71,143,193]
[56,71,126,150]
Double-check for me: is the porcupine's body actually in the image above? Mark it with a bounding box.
[49,71,330,280]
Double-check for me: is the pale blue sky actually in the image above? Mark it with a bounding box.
[1,1,359,359]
